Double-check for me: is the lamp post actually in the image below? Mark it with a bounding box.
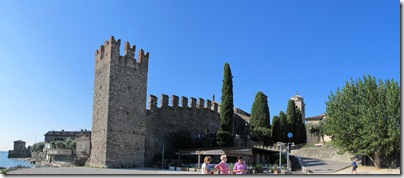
[286,133,294,174]
[277,142,283,170]
[161,142,165,169]
[235,134,240,147]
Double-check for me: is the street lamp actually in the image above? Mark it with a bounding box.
[235,134,240,147]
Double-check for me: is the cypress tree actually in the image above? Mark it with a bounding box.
[250,91,270,128]
[216,63,234,147]
[219,63,234,132]
[286,100,297,142]
[271,115,281,143]
[279,111,288,143]
[295,109,304,144]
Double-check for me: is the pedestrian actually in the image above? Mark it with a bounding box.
[202,156,214,174]
[352,158,358,174]
[232,155,247,174]
[215,154,229,174]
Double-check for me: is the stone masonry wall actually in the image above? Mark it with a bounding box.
[144,94,220,166]
[89,36,149,168]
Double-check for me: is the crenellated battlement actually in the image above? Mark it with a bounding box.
[147,94,219,112]
[95,36,149,69]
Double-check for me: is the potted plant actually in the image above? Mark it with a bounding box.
[249,165,256,174]
[272,164,278,174]
[281,165,286,174]
[255,164,263,173]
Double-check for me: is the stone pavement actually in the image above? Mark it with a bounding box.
[299,156,352,174]
[5,167,201,175]
[299,156,400,175]
[332,166,401,174]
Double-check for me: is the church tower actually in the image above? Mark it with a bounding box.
[89,36,149,168]
[291,93,305,123]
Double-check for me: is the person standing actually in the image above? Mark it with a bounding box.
[215,155,229,174]
[233,155,247,174]
[351,158,358,174]
[202,156,214,174]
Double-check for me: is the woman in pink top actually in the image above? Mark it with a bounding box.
[232,155,247,174]
[215,155,229,174]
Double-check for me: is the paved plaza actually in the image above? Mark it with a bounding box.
[4,156,400,175]
[6,167,200,175]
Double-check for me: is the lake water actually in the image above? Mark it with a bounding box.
[0,151,32,168]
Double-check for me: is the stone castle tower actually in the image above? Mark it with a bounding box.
[291,93,305,123]
[89,36,149,168]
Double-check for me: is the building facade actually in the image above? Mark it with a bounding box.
[44,129,91,142]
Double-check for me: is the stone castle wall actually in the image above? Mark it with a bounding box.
[89,36,251,168]
[144,94,220,166]
[89,36,149,168]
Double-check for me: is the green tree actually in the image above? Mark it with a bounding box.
[286,100,297,142]
[32,142,46,152]
[251,126,272,146]
[250,91,270,128]
[54,141,66,149]
[219,63,234,132]
[216,131,234,147]
[279,111,288,143]
[295,109,306,144]
[65,137,77,150]
[271,115,281,143]
[307,120,325,142]
[323,75,400,168]
[217,63,235,146]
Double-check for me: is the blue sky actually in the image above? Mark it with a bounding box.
[0,0,399,151]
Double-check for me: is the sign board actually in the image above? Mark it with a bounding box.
[287,132,293,139]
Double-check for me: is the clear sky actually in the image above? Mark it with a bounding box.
[0,0,399,151]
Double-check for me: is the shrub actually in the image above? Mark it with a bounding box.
[216,131,234,147]
[32,142,46,152]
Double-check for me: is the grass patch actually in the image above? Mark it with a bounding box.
[0,169,10,174]
[301,144,314,149]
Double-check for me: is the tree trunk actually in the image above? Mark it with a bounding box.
[369,152,382,168]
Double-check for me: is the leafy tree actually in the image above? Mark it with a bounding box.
[54,141,66,149]
[50,141,56,149]
[323,75,400,168]
[307,120,325,142]
[65,137,76,150]
[250,91,270,128]
[32,142,46,152]
[219,63,234,132]
[251,127,272,146]
[216,131,234,147]
[279,111,288,143]
[271,115,281,143]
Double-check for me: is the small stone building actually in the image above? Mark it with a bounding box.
[8,140,31,158]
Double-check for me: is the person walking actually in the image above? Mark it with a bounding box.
[351,158,358,174]
[202,156,214,174]
[232,155,247,174]
[215,155,229,174]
